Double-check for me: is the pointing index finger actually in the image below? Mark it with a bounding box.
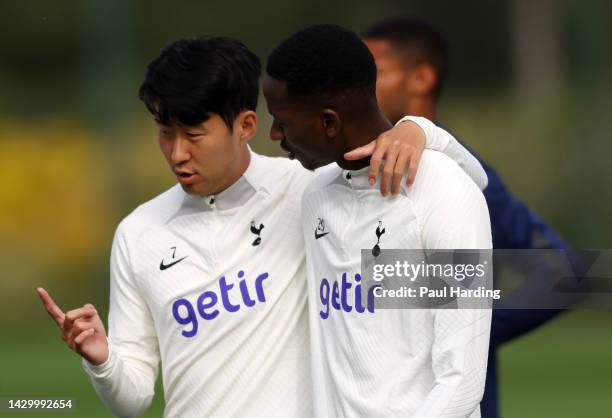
[37,287,65,327]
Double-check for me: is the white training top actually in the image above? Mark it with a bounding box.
[82,117,487,418]
[302,150,493,418]
[83,151,315,418]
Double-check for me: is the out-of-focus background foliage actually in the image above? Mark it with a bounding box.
[1,0,611,416]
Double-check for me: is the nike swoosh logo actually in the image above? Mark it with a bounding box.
[314,231,329,239]
[159,256,188,271]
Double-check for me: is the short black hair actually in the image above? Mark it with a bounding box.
[363,18,448,97]
[266,24,376,98]
[139,36,261,128]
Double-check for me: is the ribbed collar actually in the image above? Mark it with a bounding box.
[175,147,269,217]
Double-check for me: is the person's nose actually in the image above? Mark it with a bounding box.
[171,134,191,164]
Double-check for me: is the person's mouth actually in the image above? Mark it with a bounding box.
[174,168,199,184]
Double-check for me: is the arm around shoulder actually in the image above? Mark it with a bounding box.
[397,116,488,191]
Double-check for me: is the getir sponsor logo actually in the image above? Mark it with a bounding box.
[172,271,269,337]
[319,273,379,319]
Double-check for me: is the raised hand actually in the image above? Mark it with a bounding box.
[344,120,425,196]
[37,287,109,365]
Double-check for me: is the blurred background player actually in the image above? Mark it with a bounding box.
[362,17,573,418]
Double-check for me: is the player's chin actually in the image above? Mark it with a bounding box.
[180,181,209,196]
[295,155,321,171]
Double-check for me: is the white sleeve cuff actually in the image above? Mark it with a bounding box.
[395,115,449,151]
[395,115,488,190]
[82,338,116,379]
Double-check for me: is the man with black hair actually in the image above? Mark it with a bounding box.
[264,24,492,417]
[362,17,573,418]
[37,36,486,417]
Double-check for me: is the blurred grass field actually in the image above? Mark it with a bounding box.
[1,310,610,417]
[498,310,612,418]
[0,326,165,417]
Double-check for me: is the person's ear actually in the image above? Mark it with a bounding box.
[406,63,438,96]
[234,110,258,144]
[322,109,341,138]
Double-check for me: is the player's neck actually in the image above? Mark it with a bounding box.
[207,145,251,196]
[337,111,393,171]
[403,96,438,123]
